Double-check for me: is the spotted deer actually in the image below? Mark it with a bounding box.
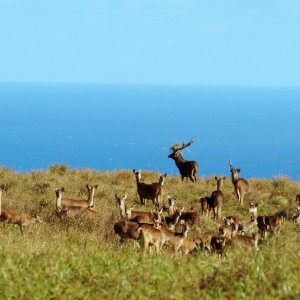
[0,185,42,234]
[60,184,98,208]
[229,160,250,206]
[168,136,198,182]
[249,202,285,238]
[133,170,166,208]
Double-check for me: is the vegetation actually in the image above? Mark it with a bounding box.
[1,164,300,299]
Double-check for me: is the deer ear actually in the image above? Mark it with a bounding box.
[215,176,218,180]
[222,176,226,180]
[164,173,167,177]
[237,168,241,173]
[133,169,135,173]
[61,187,65,192]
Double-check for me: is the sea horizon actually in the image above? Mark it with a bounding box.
[0,82,299,180]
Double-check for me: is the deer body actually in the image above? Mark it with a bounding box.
[60,184,98,208]
[56,188,98,218]
[113,220,141,244]
[200,196,210,216]
[249,202,285,238]
[0,210,41,234]
[226,233,259,250]
[138,224,164,254]
[180,237,202,255]
[229,161,249,206]
[0,184,41,234]
[210,176,225,220]
[133,170,166,208]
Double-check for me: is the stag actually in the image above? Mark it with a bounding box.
[168,136,198,182]
[229,160,250,206]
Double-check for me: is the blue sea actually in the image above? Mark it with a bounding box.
[0,83,299,180]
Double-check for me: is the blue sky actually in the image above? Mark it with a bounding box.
[0,0,299,86]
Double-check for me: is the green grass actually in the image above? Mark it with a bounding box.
[1,165,300,299]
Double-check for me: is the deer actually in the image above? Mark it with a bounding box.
[113,219,142,247]
[0,184,42,234]
[249,202,285,239]
[124,204,163,225]
[210,235,226,258]
[292,206,300,225]
[166,195,178,216]
[229,160,250,206]
[55,188,98,218]
[223,216,258,235]
[168,136,198,182]
[164,207,184,231]
[60,184,98,208]
[161,222,190,254]
[179,210,200,227]
[226,232,259,251]
[137,220,165,254]
[210,176,225,220]
[133,170,167,208]
[180,237,202,255]
[200,196,210,217]
[114,194,128,218]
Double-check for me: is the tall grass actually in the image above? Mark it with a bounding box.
[1,165,300,299]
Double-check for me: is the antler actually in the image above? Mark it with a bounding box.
[171,136,196,152]
[229,159,233,169]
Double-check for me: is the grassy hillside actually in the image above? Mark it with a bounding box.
[1,164,300,300]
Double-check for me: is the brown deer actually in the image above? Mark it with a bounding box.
[0,184,42,234]
[223,216,258,235]
[125,204,163,225]
[60,184,98,208]
[168,136,198,182]
[210,235,226,258]
[161,222,190,253]
[114,194,128,218]
[293,206,300,225]
[229,160,250,206]
[249,202,285,238]
[180,237,202,255]
[200,196,210,216]
[55,188,98,218]
[133,170,166,208]
[210,176,225,220]
[226,232,259,250]
[113,219,142,246]
[164,207,184,231]
[138,221,164,254]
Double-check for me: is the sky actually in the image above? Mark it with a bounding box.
[0,0,299,86]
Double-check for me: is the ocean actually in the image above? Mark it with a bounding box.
[0,82,299,180]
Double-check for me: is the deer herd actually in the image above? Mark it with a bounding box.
[0,137,299,258]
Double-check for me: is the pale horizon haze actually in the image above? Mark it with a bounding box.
[0,0,300,86]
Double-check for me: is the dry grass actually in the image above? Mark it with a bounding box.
[1,165,300,299]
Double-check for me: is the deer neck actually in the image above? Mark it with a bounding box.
[87,188,95,206]
[231,173,239,184]
[119,201,126,219]
[217,180,223,191]
[56,191,62,211]
[0,189,2,215]
[174,153,187,167]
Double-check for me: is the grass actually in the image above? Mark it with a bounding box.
[1,165,300,299]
